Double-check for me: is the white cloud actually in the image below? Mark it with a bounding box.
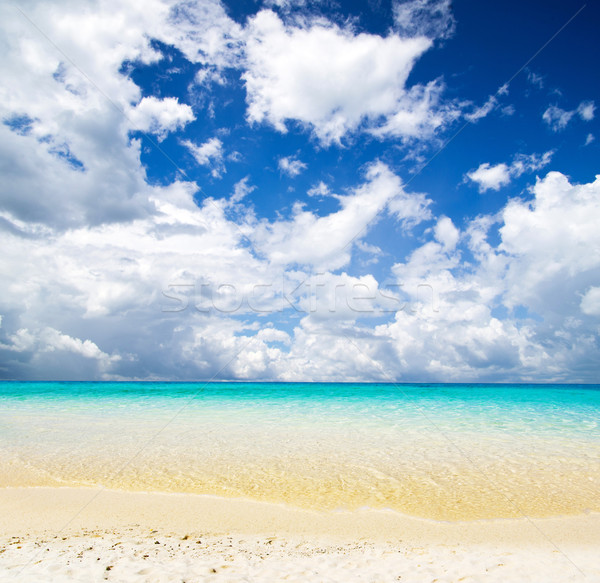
[0,328,36,353]
[464,84,509,123]
[371,80,461,140]
[161,0,244,70]
[356,240,383,257]
[291,272,385,321]
[278,155,307,177]
[392,0,455,40]
[256,327,291,345]
[387,184,432,229]
[230,176,256,204]
[542,105,574,131]
[127,96,194,141]
[6,0,456,156]
[0,179,272,379]
[242,9,443,145]
[193,66,225,87]
[543,100,595,131]
[465,94,498,122]
[509,151,554,177]
[499,172,600,310]
[2,167,600,381]
[1,0,599,383]
[263,0,307,10]
[434,216,459,250]
[0,0,250,231]
[41,328,120,363]
[251,162,429,270]
[307,181,330,197]
[354,171,600,382]
[526,70,544,88]
[585,133,595,146]
[466,163,511,192]
[577,100,595,121]
[0,0,168,229]
[581,287,600,316]
[1,327,121,376]
[182,137,224,176]
[466,151,553,192]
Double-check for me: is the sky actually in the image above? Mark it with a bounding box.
[0,0,599,382]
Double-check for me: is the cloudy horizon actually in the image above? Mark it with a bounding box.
[1,0,598,382]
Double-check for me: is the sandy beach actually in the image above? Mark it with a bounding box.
[2,383,600,580]
[1,486,599,582]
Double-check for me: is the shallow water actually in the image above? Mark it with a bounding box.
[1,382,599,519]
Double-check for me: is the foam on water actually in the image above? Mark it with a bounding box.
[1,382,599,519]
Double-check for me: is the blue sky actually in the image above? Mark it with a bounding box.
[0,0,599,382]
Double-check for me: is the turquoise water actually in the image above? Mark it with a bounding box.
[1,382,599,519]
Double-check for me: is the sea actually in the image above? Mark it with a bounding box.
[1,381,599,520]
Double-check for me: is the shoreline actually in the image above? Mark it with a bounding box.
[1,487,600,582]
[2,485,600,543]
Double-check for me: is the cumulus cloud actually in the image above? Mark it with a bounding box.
[509,151,554,176]
[128,96,194,141]
[370,80,461,140]
[466,151,553,192]
[251,162,431,270]
[182,137,224,176]
[0,0,249,231]
[0,1,168,229]
[434,216,459,250]
[230,176,255,204]
[278,155,307,177]
[43,328,120,363]
[1,327,121,378]
[2,162,600,382]
[466,163,511,193]
[543,100,595,131]
[356,172,600,382]
[577,101,596,121]
[581,287,600,316]
[1,0,599,384]
[242,9,447,145]
[162,0,244,69]
[270,172,600,383]
[307,181,330,197]
[499,172,600,308]
[387,184,432,229]
[0,179,266,380]
[542,106,574,131]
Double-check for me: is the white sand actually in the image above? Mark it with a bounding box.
[1,487,599,582]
